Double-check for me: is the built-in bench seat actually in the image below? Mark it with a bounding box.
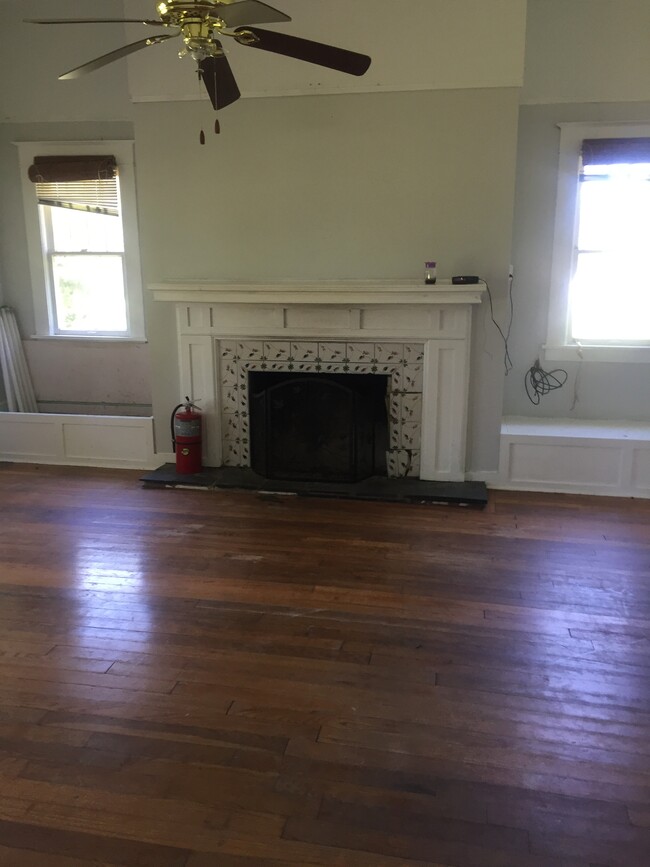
[498,416,650,498]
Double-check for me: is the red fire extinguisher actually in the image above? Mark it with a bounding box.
[171,397,203,475]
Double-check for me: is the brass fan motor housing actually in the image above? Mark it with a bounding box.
[156,1,227,28]
[157,2,230,57]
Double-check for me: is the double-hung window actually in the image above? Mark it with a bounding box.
[17,141,145,340]
[546,123,650,362]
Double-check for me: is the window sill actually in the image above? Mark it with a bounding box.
[543,344,650,364]
[30,335,147,345]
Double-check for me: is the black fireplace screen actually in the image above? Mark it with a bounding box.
[249,371,389,483]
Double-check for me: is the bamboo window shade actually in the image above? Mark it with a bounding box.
[581,138,650,168]
[28,155,119,216]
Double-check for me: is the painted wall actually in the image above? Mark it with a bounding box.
[23,339,152,416]
[505,1,650,421]
[0,0,133,123]
[0,2,152,415]
[522,0,650,106]
[135,88,520,469]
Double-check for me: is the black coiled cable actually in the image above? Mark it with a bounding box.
[525,359,568,405]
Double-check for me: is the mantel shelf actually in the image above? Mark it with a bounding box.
[151,279,486,306]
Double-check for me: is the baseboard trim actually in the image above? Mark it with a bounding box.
[465,470,499,486]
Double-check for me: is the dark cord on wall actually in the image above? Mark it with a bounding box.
[481,277,514,375]
[525,359,568,405]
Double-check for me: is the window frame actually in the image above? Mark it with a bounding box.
[16,140,146,342]
[545,122,650,364]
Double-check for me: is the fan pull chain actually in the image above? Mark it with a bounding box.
[212,64,221,135]
[196,67,206,145]
[199,117,220,144]
[197,64,221,143]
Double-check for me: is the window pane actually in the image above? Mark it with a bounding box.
[47,206,124,253]
[52,255,127,333]
[578,172,650,253]
[570,252,650,341]
[572,162,650,342]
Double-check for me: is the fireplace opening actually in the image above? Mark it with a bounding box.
[249,371,389,483]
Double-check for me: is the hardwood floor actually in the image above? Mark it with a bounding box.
[0,463,649,866]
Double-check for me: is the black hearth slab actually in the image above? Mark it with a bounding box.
[141,464,487,507]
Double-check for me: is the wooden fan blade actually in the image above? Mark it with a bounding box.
[25,19,165,25]
[199,48,241,110]
[218,1,291,28]
[234,27,371,76]
[59,34,177,80]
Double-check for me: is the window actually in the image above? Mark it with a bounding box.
[546,123,650,362]
[17,142,145,340]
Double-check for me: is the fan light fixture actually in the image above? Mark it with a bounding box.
[26,1,372,139]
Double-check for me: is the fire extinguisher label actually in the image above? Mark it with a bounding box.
[175,420,201,438]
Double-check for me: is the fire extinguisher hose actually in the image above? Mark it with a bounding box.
[170,403,184,453]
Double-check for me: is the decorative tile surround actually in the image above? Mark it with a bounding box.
[219,340,425,478]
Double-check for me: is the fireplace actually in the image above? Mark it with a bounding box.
[249,371,389,482]
[152,279,486,482]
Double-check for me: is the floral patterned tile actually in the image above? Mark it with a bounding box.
[402,364,424,393]
[220,357,238,387]
[223,441,242,466]
[260,361,292,373]
[389,393,402,425]
[221,412,241,441]
[375,364,399,376]
[406,451,421,478]
[291,342,318,362]
[386,449,405,478]
[219,340,239,360]
[346,343,374,363]
[318,342,346,362]
[264,342,291,361]
[401,422,421,450]
[236,367,249,388]
[387,448,419,478]
[374,343,404,363]
[237,341,264,360]
[401,393,423,424]
[404,343,425,364]
[389,420,402,449]
[221,386,241,414]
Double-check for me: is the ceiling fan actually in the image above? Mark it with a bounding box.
[26,1,372,116]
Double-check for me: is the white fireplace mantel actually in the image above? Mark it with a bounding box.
[151,279,485,307]
[154,279,486,482]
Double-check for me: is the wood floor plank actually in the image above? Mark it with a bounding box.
[0,463,649,865]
